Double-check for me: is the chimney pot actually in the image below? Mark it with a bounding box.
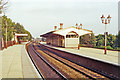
[76,23,78,27]
[79,24,82,29]
[54,26,57,31]
[60,23,63,29]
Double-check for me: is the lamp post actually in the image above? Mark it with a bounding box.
[5,21,7,48]
[11,27,14,46]
[101,15,111,54]
[13,32,16,44]
[78,23,83,50]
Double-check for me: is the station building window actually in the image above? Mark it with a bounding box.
[66,31,79,38]
[66,35,78,38]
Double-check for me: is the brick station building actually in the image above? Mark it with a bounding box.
[40,23,93,48]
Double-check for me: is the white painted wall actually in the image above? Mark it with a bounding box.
[66,38,79,47]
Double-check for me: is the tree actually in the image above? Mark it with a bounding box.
[0,0,8,49]
[95,34,117,49]
[1,15,32,41]
[90,33,96,47]
[81,34,91,44]
[115,31,120,48]
[107,34,116,48]
[96,34,105,47]
[0,0,8,14]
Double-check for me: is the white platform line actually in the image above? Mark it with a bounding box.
[24,43,41,78]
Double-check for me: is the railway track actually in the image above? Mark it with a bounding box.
[26,42,115,80]
[37,43,120,80]
[36,43,112,79]
[33,44,91,79]
[36,44,109,79]
[27,43,67,80]
[28,43,93,79]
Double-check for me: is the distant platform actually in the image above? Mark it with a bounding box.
[1,44,41,78]
[40,42,119,66]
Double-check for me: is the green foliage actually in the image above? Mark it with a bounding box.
[90,33,96,47]
[116,47,120,51]
[80,33,96,47]
[97,46,113,50]
[107,46,114,49]
[96,34,104,47]
[81,33,119,50]
[81,34,91,44]
[1,15,32,41]
[95,34,118,49]
[93,46,113,50]
[117,31,120,47]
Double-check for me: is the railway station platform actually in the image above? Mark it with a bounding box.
[0,44,41,79]
[41,43,119,66]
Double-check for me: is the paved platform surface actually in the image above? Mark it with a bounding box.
[42,43,119,66]
[1,44,41,78]
[0,50,2,80]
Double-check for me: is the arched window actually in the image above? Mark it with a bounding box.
[66,31,79,38]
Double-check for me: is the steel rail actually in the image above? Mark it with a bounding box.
[38,45,98,80]
[31,44,68,80]
[37,44,111,80]
[27,44,45,80]
[38,44,120,80]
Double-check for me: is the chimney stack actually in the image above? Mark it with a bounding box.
[76,23,78,27]
[60,23,63,29]
[80,24,82,29]
[54,26,57,31]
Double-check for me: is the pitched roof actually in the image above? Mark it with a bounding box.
[40,31,54,37]
[40,26,93,37]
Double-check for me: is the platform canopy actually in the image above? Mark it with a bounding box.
[15,33,28,37]
[41,26,93,37]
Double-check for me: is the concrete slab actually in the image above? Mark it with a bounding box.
[21,44,41,78]
[2,45,23,78]
[1,44,41,78]
[43,44,119,66]
[0,51,2,80]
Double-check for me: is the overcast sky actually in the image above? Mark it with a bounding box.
[5,0,119,38]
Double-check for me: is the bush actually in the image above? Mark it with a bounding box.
[94,46,98,48]
[97,46,113,50]
[80,44,86,46]
[116,47,120,51]
[107,46,113,50]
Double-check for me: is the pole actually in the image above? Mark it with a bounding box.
[78,36,80,50]
[101,15,111,54]
[14,33,16,44]
[11,28,13,46]
[0,20,1,50]
[5,25,7,48]
[105,24,107,54]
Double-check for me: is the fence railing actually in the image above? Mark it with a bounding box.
[0,41,14,50]
[0,40,28,50]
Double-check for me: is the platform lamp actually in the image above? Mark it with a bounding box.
[11,27,14,46]
[78,23,83,49]
[13,29,16,44]
[101,14,111,54]
[5,20,7,48]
